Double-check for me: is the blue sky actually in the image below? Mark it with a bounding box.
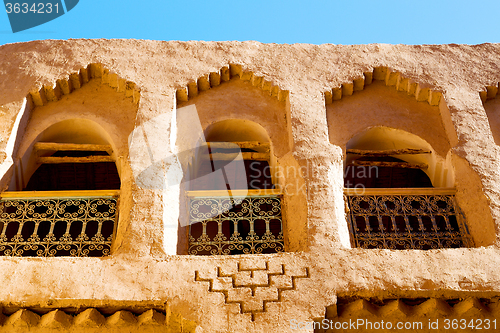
[0,0,499,45]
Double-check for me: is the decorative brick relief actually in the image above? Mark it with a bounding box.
[480,82,500,103]
[175,63,289,104]
[0,306,196,333]
[316,297,500,332]
[28,63,141,107]
[195,261,310,321]
[324,66,442,106]
[330,297,500,318]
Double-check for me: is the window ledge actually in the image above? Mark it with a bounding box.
[1,189,120,199]
[344,187,456,196]
[186,189,281,197]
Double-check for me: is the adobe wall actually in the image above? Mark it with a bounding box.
[1,40,500,332]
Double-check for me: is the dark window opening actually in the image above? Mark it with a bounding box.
[24,150,120,191]
[191,159,274,190]
[344,156,433,188]
[190,146,274,190]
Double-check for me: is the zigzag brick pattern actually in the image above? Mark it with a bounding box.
[195,261,310,321]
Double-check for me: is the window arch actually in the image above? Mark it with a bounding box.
[0,119,120,257]
[174,70,307,254]
[189,119,276,191]
[344,127,472,250]
[187,119,284,255]
[19,119,120,192]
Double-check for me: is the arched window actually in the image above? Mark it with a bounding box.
[187,120,284,255]
[344,127,472,250]
[0,119,120,257]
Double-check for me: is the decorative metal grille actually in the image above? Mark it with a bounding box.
[345,190,472,250]
[0,193,118,257]
[188,194,284,255]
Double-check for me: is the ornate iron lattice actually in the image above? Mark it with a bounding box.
[345,192,472,249]
[188,195,284,255]
[0,195,117,257]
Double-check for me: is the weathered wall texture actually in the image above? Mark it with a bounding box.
[1,40,500,332]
